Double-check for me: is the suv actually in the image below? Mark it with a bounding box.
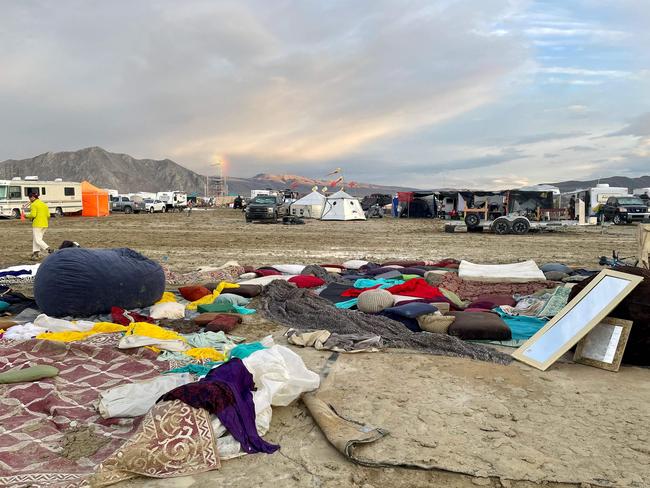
[111,195,146,214]
[144,199,166,213]
[245,195,289,222]
[603,196,650,224]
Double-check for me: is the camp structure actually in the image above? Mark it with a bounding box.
[320,190,366,221]
[290,191,326,219]
[81,181,110,217]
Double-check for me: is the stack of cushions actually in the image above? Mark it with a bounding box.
[288,275,326,288]
[381,302,439,332]
[447,311,511,340]
[357,289,395,313]
[179,285,212,302]
[205,314,242,333]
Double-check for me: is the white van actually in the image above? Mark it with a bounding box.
[0,179,83,218]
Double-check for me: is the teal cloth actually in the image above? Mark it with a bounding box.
[165,362,223,376]
[335,298,358,309]
[353,278,404,289]
[228,342,266,360]
[197,301,256,314]
[214,293,251,306]
[493,307,547,340]
[0,301,9,312]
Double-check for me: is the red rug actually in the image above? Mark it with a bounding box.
[0,337,168,488]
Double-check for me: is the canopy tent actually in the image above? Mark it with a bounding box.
[290,191,326,219]
[320,190,366,221]
[81,181,110,217]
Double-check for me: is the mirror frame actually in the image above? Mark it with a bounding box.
[512,269,643,371]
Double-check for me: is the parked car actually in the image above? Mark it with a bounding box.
[603,196,650,224]
[110,195,145,214]
[144,199,166,213]
[244,194,289,222]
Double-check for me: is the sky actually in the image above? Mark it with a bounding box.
[0,0,649,189]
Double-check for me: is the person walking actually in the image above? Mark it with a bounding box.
[24,192,51,260]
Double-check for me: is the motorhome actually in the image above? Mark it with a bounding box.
[156,191,188,212]
[0,178,82,218]
[561,184,630,220]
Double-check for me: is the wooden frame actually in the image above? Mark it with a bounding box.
[574,317,633,372]
[512,269,642,371]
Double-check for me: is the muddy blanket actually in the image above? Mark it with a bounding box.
[0,337,168,488]
[260,281,511,364]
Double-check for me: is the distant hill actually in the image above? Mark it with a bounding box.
[0,147,412,197]
[549,175,650,193]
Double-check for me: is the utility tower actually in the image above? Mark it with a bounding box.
[206,159,228,199]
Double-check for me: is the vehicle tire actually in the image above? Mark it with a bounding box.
[245,217,252,223]
[613,213,623,225]
[464,213,480,228]
[124,206,133,214]
[55,207,63,217]
[511,217,530,235]
[491,217,512,235]
[12,208,21,219]
[273,212,279,223]
[149,207,154,213]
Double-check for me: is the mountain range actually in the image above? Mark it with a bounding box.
[0,147,412,197]
[1,147,648,196]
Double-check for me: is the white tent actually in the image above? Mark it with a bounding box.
[290,191,326,219]
[320,190,366,221]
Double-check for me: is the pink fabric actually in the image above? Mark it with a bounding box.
[288,275,326,288]
[439,273,553,302]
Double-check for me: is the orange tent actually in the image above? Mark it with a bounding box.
[81,181,110,217]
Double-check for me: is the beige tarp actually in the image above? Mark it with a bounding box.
[639,224,650,269]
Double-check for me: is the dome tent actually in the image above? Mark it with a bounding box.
[320,190,366,221]
[290,191,326,219]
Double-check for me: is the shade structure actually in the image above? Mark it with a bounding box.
[290,191,326,219]
[81,181,110,217]
[320,190,366,221]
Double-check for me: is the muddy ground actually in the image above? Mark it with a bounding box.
[1,210,648,488]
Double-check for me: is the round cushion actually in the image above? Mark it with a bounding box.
[357,289,395,313]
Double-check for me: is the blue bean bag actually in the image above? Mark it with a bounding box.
[34,248,165,317]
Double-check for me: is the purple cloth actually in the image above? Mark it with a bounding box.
[160,358,279,454]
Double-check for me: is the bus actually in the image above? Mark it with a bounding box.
[0,178,83,218]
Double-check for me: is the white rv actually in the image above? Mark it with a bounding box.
[0,178,82,218]
[156,191,188,212]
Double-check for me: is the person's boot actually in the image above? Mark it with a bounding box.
[46,248,53,254]
[30,252,40,261]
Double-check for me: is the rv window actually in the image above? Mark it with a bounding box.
[41,187,46,195]
[9,186,21,199]
[0,186,6,199]
[24,187,40,197]
[64,187,76,196]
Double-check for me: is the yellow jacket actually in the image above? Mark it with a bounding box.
[26,199,50,228]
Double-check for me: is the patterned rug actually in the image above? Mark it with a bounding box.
[89,400,219,486]
[0,337,168,488]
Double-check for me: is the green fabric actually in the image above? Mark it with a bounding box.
[0,364,59,383]
[538,286,571,318]
[0,301,10,312]
[228,342,266,360]
[400,274,420,281]
[197,301,237,313]
[182,331,245,348]
[165,362,223,376]
[439,288,469,308]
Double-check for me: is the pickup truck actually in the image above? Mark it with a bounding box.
[244,195,289,222]
[111,196,145,214]
[603,196,650,224]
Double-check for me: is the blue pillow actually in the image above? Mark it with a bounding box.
[0,301,9,312]
[384,302,438,318]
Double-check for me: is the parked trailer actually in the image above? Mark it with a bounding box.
[446,216,577,235]
[156,191,188,212]
[0,178,82,218]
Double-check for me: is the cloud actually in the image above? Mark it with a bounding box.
[435,148,527,171]
[564,145,598,152]
[607,112,650,137]
[537,67,631,78]
[513,131,589,145]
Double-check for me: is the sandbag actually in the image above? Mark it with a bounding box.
[34,248,165,317]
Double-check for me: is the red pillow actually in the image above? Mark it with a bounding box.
[179,285,212,302]
[205,314,242,333]
[288,275,326,288]
[255,269,282,277]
